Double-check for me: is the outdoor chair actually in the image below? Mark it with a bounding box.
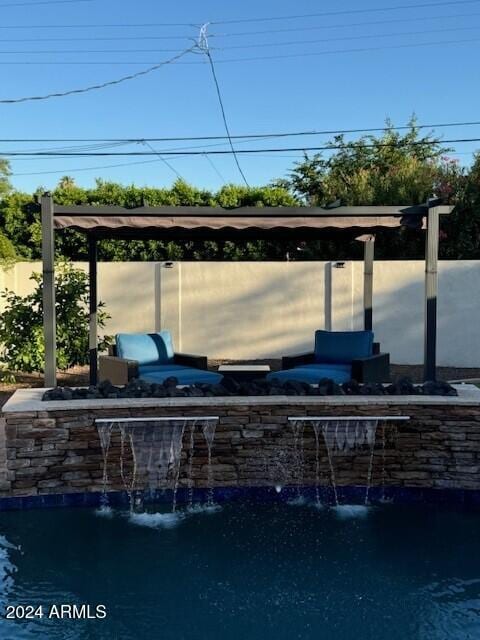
[98,330,223,386]
[267,330,390,385]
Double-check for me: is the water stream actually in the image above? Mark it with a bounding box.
[202,420,217,507]
[290,420,305,500]
[288,417,408,508]
[96,417,218,514]
[312,423,322,507]
[187,422,197,509]
[97,421,114,512]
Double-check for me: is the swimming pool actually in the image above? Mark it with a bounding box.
[1,500,480,639]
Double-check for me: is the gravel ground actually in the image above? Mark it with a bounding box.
[1,362,479,409]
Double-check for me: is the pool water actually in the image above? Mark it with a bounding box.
[1,500,480,639]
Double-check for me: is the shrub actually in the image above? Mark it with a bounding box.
[0,232,16,262]
[0,263,111,374]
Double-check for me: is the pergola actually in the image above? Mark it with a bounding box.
[40,194,453,387]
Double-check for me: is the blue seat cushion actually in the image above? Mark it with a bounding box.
[314,330,373,364]
[116,331,174,366]
[138,364,189,377]
[267,364,352,385]
[139,366,223,386]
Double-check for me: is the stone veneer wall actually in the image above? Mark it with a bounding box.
[2,401,480,498]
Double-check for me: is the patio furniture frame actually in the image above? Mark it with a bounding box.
[281,342,390,383]
[40,197,453,386]
[98,343,208,386]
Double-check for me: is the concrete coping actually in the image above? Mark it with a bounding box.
[2,384,480,414]
[287,416,411,421]
[95,416,219,423]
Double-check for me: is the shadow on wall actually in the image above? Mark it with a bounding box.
[5,260,475,368]
[155,261,479,367]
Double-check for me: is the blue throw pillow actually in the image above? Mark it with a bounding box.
[314,330,373,364]
[116,331,174,366]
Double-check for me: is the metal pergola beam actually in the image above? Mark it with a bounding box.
[51,204,438,217]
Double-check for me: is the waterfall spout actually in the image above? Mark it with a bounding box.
[288,416,410,507]
[95,416,218,513]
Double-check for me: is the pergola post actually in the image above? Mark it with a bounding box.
[424,203,440,381]
[356,234,375,331]
[88,234,98,386]
[41,193,56,387]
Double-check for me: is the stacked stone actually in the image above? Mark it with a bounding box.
[2,401,480,499]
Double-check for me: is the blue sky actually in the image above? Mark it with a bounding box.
[1,0,480,193]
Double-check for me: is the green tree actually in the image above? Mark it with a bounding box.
[0,158,11,198]
[58,175,76,190]
[0,263,111,374]
[0,178,297,262]
[0,231,16,262]
[278,120,466,259]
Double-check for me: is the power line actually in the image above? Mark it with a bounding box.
[0,21,198,29]
[9,148,477,179]
[3,137,480,156]
[0,46,195,103]
[182,35,480,64]
[141,140,186,181]
[5,24,480,54]
[3,10,480,41]
[210,0,480,25]
[2,34,479,65]
[10,157,174,176]
[0,47,186,53]
[219,25,480,50]
[3,0,474,30]
[216,11,480,38]
[2,119,480,143]
[199,25,249,187]
[203,152,227,184]
[0,0,91,6]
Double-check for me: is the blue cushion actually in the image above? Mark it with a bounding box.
[267,364,352,385]
[300,363,351,373]
[116,331,174,366]
[314,330,373,364]
[140,366,223,386]
[138,364,189,377]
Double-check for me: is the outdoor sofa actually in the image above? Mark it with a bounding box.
[267,330,390,385]
[98,330,223,386]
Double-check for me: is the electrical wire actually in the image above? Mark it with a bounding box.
[9,148,477,178]
[179,35,480,64]
[10,157,174,176]
[140,140,186,180]
[3,137,480,156]
[203,152,227,184]
[1,119,480,143]
[5,24,480,54]
[0,34,198,41]
[0,0,91,6]
[215,10,480,38]
[3,10,480,42]
[203,44,249,187]
[209,0,480,25]
[3,34,480,64]
[0,21,199,29]
[0,46,195,103]
[218,24,480,50]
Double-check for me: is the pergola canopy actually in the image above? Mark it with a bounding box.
[51,204,452,239]
[40,195,454,387]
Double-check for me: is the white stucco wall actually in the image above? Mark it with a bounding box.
[1,260,479,367]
